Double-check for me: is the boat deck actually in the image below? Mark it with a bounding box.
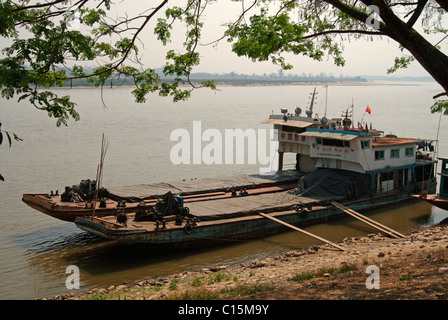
[22,170,304,222]
[78,188,333,235]
[187,191,318,220]
[105,170,304,202]
[80,196,328,235]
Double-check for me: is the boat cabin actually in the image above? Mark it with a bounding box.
[439,157,448,196]
[263,105,436,195]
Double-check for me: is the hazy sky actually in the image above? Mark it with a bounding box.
[4,0,445,78]
[116,0,444,78]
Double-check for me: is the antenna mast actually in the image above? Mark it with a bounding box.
[324,85,328,117]
[306,87,317,118]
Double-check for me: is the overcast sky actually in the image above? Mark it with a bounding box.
[4,0,445,78]
[117,0,444,78]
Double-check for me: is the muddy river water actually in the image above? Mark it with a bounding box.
[0,82,447,299]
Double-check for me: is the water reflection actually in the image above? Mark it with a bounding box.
[11,223,102,254]
[20,197,442,298]
[2,83,447,299]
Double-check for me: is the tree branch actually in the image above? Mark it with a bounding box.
[11,0,68,13]
[201,0,258,47]
[302,28,382,39]
[116,0,169,69]
[433,92,448,99]
[434,0,448,12]
[406,0,428,28]
[324,0,372,25]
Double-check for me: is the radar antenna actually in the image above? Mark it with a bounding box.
[306,87,317,118]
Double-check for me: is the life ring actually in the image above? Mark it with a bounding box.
[183,224,193,234]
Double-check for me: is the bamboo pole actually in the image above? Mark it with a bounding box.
[258,212,345,251]
[92,134,109,217]
[331,201,405,239]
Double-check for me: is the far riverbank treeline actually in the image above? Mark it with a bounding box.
[64,70,368,88]
[63,69,435,88]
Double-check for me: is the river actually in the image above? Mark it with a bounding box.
[0,81,447,299]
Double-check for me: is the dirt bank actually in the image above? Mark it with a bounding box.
[48,224,448,300]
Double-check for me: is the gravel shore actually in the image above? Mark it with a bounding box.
[48,224,448,300]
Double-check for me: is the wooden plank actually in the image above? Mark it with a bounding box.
[258,212,345,251]
[347,206,405,238]
[331,201,405,239]
[182,191,226,199]
[92,216,124,228]
[331,201,401,238]
[332,201,405,238]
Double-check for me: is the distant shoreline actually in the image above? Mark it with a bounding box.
[51,80,427,90]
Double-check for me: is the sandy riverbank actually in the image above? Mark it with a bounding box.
[48,224,448,301]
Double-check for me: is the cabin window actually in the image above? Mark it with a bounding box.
[361,140,370,149]
[281,125,305,133]
[390,149,400,159]
[375,150,385,160]
[405,147,414,157]
[316,137,350,147]
[322,138,344,147]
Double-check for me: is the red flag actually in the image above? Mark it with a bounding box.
[366,105,371,114]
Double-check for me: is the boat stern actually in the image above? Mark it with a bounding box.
[74,216,147,240]
[75,217,116,239]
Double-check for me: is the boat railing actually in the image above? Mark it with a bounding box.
[415,157,436,165]
[90,216,124,229]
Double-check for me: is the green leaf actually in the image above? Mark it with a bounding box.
[430,99,448,115]
[155,18,172,45]
[387,56,415,74]
[225,8,345,70]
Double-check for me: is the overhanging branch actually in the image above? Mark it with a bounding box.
[406,0,428,28]
[302,28,383,39]
[323,0,372,24]
[11,0,68,13]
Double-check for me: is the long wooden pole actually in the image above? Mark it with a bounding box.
[92,134,109,217]
[258,212,345,251]
[331,201,405,239]
[347,206,405,238]
[335,201,405,238]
